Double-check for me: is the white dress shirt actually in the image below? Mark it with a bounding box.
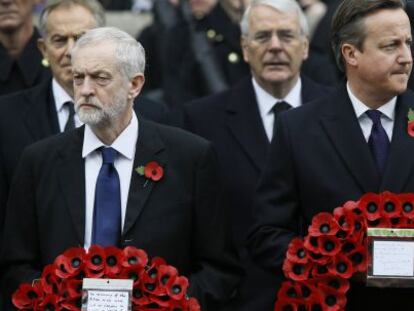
[52,79,82,131]
[82,112,139,249]
[253,77,302,141]
[347,83,395,142]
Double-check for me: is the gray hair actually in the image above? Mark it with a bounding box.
[72,27,146,79]
[39,0,105,37]
[240,0,309,37]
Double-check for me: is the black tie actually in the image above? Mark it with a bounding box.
[64,101,76,132]
[272,101,291,139]
[366,110,390,175]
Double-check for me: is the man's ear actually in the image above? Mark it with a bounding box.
[342,43,359,67]
[128,74,145,100]
[241,36,249,63]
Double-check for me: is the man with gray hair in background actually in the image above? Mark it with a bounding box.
[0,26,241,310]
[183,0,330,309]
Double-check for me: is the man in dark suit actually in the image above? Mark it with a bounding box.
[248,0,414,309]
[0,0,51,96]
[0,26,241,310]
[0,0,169,245]
[183,1,331,309]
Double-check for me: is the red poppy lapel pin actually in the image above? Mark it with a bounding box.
[407,108,414,137]
[135,161,164,185]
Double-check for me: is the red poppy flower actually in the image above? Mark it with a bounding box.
[311,263,330,279]
[347,244,368,273]
[318,283,347,311]
[38,293,61,310]
[103,246,124,277]
[277,281,302,301]
[144,161,164,181]
[308,213,340,237]
[157,265,179,289]
[342,200,363,215]
[379,192,401,219]
[318,277,350,294]
[318,236,341,257]
[327,253,354,279]
[40,264,60,295]
[360,193,382,220]
[119,266,144,286]
[286,238,308,264]
[132,286,151,306]
[85,245,105,277]
[141,268,165,297]
[54,247,85,279]
[283,259,313,281]
[308,251,332,265]
[304,235,321,254]
[12,283,43,310]
[122,246,148,270]
[399,193,414,219]
[166,276,189,300]
[408,120,414,137]
[62,279,82,300]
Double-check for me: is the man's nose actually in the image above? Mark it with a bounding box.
[78,77,95,97]
[268,33,283,50]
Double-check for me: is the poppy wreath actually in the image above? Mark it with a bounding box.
[275,191,414,311]
[12,245,200,311]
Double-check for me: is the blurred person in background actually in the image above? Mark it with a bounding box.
[0,0,51,96]
[138,0,217,102]
[162,0,251,113]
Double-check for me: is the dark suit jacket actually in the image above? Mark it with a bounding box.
[0,28,51,96]
[0,80,169,243]
[248,84,414,310]
[182,76,332,310]
[0,118,242,310]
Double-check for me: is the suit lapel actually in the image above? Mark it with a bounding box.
[319,85,380,192]
[56,128,86,244]
[123,118,165,236]
[226,78,269,171]
[381,91,414,191]
[22,80,60,140]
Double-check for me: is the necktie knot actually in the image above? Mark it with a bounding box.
[272,101,291,115]
[101,147,117,164]
[366,109,382,124]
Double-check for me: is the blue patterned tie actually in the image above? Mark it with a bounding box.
[366,110,390,175]
[92,147,121,246]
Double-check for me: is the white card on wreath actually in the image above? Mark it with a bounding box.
[82,278,133,311]
[373,240,414,276]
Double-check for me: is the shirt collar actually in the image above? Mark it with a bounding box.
[82,111,139,160]
[347,82,396,120]
[52,78,73,112]
[252,77,302,116]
